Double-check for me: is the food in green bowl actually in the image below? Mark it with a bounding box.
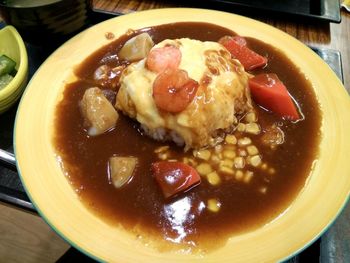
[0,54,17,90]
[0,25,28,113]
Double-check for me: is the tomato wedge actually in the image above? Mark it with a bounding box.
[151,161,201,198]
[219,36,267,71]
[229,36,247,47]
[248,73,300,120]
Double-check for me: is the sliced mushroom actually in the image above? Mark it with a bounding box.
[80,87,119,136]
[93,65,125,89]
[94,65,110,81]
[261,124,285,146]
[118,32,154,61]
[109,156,138,188]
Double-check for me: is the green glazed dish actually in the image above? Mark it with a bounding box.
[0,25,28,113]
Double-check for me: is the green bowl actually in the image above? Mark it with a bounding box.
[0,25,28,113]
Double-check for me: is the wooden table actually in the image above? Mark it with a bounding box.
[91,1,350,262]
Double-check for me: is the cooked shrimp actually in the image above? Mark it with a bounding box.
[153,69,198,113]
[146,45,181,73]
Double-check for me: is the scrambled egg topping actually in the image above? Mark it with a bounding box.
[116,38,253,150]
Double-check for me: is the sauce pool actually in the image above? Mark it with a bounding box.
[53,22,321,252]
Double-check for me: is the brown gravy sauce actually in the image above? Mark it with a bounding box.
[54,22,321,252]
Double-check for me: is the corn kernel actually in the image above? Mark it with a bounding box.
[158,152,168,160]
[247,145,259,155]
[245,123,261,135]
[268,167,276,175]
[193,149,211,161]
[224,144,236,151]
[219,165,235,175]
[244,171,254,183]
[245,112,257,123]
[223,150,236,159]
[214,144,223,153]
[235,170,244,181]
[207,198,221,212]
[249,155,262,167]
[234,157,245,169]
[238,137,252,146]
[220,159,234,168]
[196,163,213,176]
[261,163,268,170]
[217,152,223,159]
[154,145,169,153]
[225,134,237,144]
[238,149,247,157]
[237,123,246,132]
[207,171,221,186]
[210,154,221,164]
[183,157,197,167]
[259,187,268,194]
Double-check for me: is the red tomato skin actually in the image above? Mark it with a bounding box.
[219,36,267,71]
[151,161,201,198]
[227,35,247,47]
[249,74,300,120]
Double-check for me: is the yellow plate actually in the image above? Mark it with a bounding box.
[14,8,350,262]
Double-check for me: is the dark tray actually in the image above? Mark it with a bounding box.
[103,0,341,23]
[198,0,341,23]
[0,10,346,263]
